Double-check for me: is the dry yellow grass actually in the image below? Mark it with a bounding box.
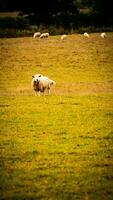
[0,33,113,200]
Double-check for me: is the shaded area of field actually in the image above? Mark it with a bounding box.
[0,33,113,200]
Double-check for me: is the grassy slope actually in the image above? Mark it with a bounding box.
[0,33,113,200]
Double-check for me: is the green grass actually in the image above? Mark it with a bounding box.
[0,33,113,200]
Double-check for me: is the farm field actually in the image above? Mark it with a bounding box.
[0,33,113,200]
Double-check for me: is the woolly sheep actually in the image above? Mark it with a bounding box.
[33,32,41,38]
[61,34,67,40]
[32,74,56,96]
[39,33,49,39]
[100,32,106,38]
[84,32,90,38]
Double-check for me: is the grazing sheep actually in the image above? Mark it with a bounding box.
[61,34,67,40]
[100,32,106,38]
[32,74,56,96]
[39,33,49,39]
[84,32,90,38]
[33,32,41,38]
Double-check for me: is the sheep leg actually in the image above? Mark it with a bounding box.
[38,91,41,96]
[47,88,50,95]
[35,91,38,96]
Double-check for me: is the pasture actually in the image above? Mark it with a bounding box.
[0,33,113,200]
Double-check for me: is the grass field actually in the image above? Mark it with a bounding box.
[0,33,113,200]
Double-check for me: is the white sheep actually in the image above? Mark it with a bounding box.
[33,32,41,38]
[61,34,67,40]
[32,74,56,96]
[84,32,90,38]
[39,33,49,39]
[100,32,107,38]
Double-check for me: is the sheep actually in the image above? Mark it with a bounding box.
[39,33,49,39]
[100,32,107,38]
[31,74,42,95]
[32,74,56,96]
[84,32,90,38]
[33,32,41,38]
[61,34,67,40]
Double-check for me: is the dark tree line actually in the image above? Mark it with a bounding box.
[0,0,113,27]
[0,0,78,14]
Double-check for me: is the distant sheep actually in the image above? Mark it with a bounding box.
[33,32,41,38]
[84,32,90,38]
[100,32,107,38]
[39,33,49,39]
[61,34,67,40]
[32,74,56,96]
